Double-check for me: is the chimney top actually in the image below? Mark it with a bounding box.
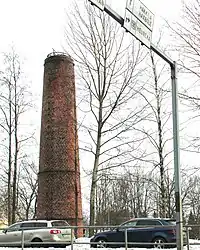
[45,52,73,64]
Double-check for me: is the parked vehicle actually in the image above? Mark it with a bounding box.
[90,218,187,248]
[0,219,74,247]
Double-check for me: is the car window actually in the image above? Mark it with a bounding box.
[34,222,47,228]
[136,220,162,226]
[21,222,35,230]
[119,220,137,230]
[21,222,48,229]
[7,223,21,232]
[162,219,176,225]
[123,221,137,227]
[51,221,69,227]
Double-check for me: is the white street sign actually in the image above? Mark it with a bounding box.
[124,8,132,31]
[124,9,152,48]
[88,0,104,11]
[126,0,154,31]
[126,0,134,11]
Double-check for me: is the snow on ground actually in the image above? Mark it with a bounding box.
[0,238,200,250]
[67,238,199,250]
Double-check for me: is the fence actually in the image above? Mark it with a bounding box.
[0,224,200,249]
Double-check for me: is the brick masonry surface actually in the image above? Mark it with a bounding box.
[37,54,83,237]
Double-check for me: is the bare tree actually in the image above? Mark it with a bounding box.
[0,47,35,224]
[149,51,170,217]
[168,0,200,78]
[65,2,149,234]
[129,49,174,217]
[167,0,200,155]
[185,175,200,238]
[95,168,165,224]
[17,160,38,220]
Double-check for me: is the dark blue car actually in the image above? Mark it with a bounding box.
[90,218,186,248]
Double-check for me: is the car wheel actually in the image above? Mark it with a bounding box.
[32,238,42,242]
[95,237,107,248]
[31,238,43,247]
[153,237,166,249]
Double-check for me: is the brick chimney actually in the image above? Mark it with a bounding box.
[37,53,83,237]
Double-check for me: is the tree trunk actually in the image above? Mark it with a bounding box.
[12,76,18,224]
[150,51,165,217]
[89,119,102,236]
[7,81,12,225]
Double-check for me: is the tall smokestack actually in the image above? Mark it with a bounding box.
[37,52,83,236]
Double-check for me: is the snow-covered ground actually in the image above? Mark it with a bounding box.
[66,238,200,250]
[0,238,200,250]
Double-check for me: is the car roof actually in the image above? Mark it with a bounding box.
[129,218,174,220]
[13,219,67,224]
[21,220,49,223]
[124,218,175,223]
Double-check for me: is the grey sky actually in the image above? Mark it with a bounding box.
[0,0,182,94]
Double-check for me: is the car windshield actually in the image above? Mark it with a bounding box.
[51,221,69,227]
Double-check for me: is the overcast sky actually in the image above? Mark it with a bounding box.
[0,0,182,103]
[0,0,182,67]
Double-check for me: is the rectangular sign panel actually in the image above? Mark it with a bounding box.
[126,0,154,31]
[88,0,104,11]
[133,0,154,30]
[126,0,134,11]
[124,9,152,48]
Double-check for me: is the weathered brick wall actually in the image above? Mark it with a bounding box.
[37,54,83,236]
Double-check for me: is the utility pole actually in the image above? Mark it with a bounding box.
[88,0,183,249]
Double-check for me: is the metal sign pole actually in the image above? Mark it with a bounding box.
[87,1,183,249]
[170,61,183,250]
[151,45,184,250]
